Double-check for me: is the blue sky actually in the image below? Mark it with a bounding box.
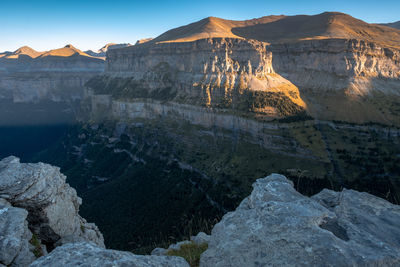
[1,0,399,52]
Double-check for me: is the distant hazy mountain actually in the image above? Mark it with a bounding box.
[0,44,102,60]
[85,43,131,57]
[380,21,400,30]
[135,38,153,45]
[39,44,93,58]
[0,46,43,59]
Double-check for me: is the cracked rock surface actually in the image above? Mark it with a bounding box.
[0,156,104,266]
[200,174,400,267]
[30,242,190,267]
[0,199,35,267]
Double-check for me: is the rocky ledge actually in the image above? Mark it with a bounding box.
[1,157,399,266]
[200,174,400,266]
[0,156,189,266]
[0,156,104,266]
[30,242,189,267]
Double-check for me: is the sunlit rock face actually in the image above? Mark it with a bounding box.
[270,38,400,124]
[272,38,400,93]
[96,38,306,118]
[89,34,400,126]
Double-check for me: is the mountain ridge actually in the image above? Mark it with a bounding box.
[380,21,400,30]
[0,44,105,60]
[137,12,400,50]
[84,43,132,58]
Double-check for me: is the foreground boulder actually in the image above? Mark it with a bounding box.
[0,156,104,266]
[0,199,35,266]
[200,174,400,267]
[2,156,399,266]
[0,157,189,267]
[30,242,189,267]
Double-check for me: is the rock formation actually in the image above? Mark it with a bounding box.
[1,157,399,266]
[0,156,191,267]
[87,12,400,126]
[89,38,306,120]
[30,242,189,267]
[85,43,132,58]
[0,156,104,266]
[0,199,35,266]
[200,174,400,266]
[151,232,211,256]
[0,44,105,125]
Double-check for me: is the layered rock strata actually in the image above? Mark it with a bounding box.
[0,46,104,125]
[88,38,306,119]
[89,34,400,125]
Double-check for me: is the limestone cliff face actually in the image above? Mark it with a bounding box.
[87,97,311,158]
[90,36,400,125]
[0,72,96,103]
[270,38,400,124]
[271,38,400,95]
[92,38,306,118]
[0,55,104,103]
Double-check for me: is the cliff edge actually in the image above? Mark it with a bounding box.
[0,156,104,266]
[2,157,398,266]
[201,174,400,266]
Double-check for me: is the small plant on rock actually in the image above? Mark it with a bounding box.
[166,242,208,267]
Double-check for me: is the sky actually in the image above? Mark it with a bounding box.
[1,0,399,52]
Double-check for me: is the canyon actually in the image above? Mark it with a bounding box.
[0,11,399,261]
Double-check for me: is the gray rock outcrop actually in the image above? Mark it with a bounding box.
[0,156,104,266]
[190,232,211,245]
[0,199,35,266]
[200,174,400,267]
[0,156,191,267]
[2,156,400,266]
[30,242,189,267]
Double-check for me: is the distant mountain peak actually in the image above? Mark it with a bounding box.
[64,44,76,49]
[84,43,132,57]
[135,38,153,45]
[39,45,93,58]
[148,12,400,49]
[11,46,42,58]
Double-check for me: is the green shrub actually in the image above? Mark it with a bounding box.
[29,234,44,258]
[166,242,208,267]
